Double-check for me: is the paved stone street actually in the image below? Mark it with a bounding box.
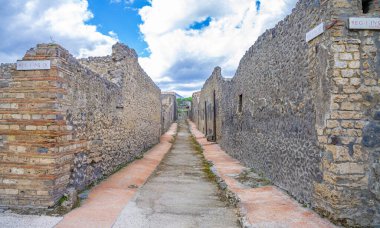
[0,122,239,228]
[0,120,337,228]
[113,121,239,228]
[0,213,62,228]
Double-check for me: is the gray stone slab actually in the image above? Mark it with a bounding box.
[113,121,239,228]
[0,213,62,228]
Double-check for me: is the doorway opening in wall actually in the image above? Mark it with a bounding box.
[212,90,217,142]
[238,94,243,113]
[362,0,373,14]
[204,101,208,135]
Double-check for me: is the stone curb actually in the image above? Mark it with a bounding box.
[55,123,178,228]
[188,120,336,228]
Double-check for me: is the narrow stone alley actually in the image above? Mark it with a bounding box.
[0,119,336,228]
[112,121,239,227]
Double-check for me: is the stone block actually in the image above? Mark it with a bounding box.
[353,52,360,60]
[330,111,363,120]
[11,114,22,119]
[22,114,31,120]
[331,102,340,110]
[332,44,345,52]
[25,125,37,131]
[5,189,18,195]
[350,78,361,86]
[36,190,49,196]
[329,162,365,175]
[340,53,353,61]
[341,120,355,128]
[16,146,26,153]
[332,94,348,102]
[334,78,349,85]
[346,129,362,137]
[340,102,360,111]
[0,125,9,130]
[31,115,42,120]
[335,60,347,68]
[348,61,360,69]
[327,120,340,128]
[10,168,24,175]
[343,86,359,94]
[2,179,17,185]
[364,79,377,86]
[325,145,351,162]
[346,44,359,52]
[363,45,377,53]
[354,121,366,129]
[341,69,357,78]
[9,125,19,130]
[0,103,10,109]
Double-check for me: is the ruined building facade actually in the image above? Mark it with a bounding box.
[161,92,177,134]
[192,0,380,226]
[0,43,162,209]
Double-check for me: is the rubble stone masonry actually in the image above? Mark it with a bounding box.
[161,92,177,134]
[196,67,231,142]
[0,43,161,209]
[192,0,379,226]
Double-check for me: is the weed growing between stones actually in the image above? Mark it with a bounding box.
[190,135,216,182]
[169,135,177,144]
[188,128,241,226]
[235,168,272,188]
[57,196,68,205]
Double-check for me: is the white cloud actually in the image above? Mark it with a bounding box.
[0,0,299,97]
[138,0,298,96]
[0,0,117,63]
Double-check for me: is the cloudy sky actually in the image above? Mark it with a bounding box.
[0,0,297,97]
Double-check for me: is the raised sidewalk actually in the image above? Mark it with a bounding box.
[188,120,336,228]
[56,123,177,228]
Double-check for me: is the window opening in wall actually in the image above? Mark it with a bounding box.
[238,94,243,113]
[204,101,208,135]
[362,0,373,14]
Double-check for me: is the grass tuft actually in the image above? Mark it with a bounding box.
[190,135,216,182]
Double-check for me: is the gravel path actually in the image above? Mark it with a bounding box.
[113,121,239,228]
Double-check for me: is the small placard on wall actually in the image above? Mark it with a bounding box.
[306,22,325,43]
[16,60,51,71]
[349,17,380,30]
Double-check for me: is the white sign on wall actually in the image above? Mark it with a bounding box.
[16,60,51,71]
[349,17,380,30]
[306,23,325,43]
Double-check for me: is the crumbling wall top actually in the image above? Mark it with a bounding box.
[112,42,138,61]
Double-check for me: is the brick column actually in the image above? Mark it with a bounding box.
[0,44,85,209]
[312,2,380,225]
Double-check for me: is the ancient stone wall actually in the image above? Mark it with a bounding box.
[222,0,329,207]
[0,43,161,209]
[161,92,177,134]
[191,91,201,128]
[192,67,231,142]
[312,1,380,225]
[193,0,380,226]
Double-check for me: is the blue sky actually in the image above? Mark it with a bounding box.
[0,0,297,97]
[87,0,150,57]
